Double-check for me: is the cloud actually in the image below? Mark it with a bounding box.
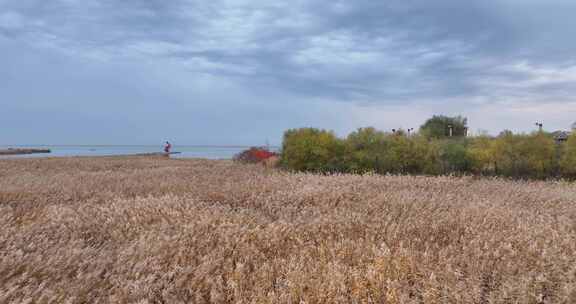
[2,0,576,144]
[0,12,24,30]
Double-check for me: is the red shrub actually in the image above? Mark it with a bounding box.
[234,147,278,164]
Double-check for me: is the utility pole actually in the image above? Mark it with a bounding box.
[535,122,543,132]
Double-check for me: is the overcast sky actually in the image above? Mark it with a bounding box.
[2,0,576,145]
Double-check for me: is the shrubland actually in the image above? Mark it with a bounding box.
[560,134,576,178]
[281,127,574,179]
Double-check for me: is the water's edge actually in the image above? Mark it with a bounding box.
[0,145,279,160]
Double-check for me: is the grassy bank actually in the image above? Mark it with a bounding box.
[1,157,575,303]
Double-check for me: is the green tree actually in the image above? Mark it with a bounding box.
[437,139,471,174]
[386,134,440,174]
[281,128,347,172]
[420,115,468,139]
[346,127,388,173]
[411,135,442,175]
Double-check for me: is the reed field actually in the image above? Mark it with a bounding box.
[1,156,576,303]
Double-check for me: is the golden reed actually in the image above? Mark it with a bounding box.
[1,157,575,303]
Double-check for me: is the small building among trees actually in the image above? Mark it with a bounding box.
[553,131,571,142]
[552,122,575,143]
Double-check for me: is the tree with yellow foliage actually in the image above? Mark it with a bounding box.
[560,132,576,177]
[467,135,496,174]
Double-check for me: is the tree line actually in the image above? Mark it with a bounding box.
[279,115,576,179]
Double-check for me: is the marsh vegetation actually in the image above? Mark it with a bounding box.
[1,157,575,303]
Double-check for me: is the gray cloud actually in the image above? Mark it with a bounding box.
[1,0,576,144]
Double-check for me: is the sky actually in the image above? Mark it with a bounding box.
[1,0,576,145]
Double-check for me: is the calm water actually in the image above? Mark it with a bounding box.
[0,145,277,160]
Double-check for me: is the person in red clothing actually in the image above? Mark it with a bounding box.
[164,141,172,154]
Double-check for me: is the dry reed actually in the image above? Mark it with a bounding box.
[1,156,575,303]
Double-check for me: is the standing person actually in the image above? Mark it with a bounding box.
[164,141,172,154]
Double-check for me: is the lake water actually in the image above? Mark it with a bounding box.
[0,145,278,160]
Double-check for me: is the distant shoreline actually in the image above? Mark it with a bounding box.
[0,144,280,149]
[0,151,182,158]
[0,150,231,160]
[0,148,51,156]
[0,145,277,159]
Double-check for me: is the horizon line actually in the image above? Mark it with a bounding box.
[0,144,282,148]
